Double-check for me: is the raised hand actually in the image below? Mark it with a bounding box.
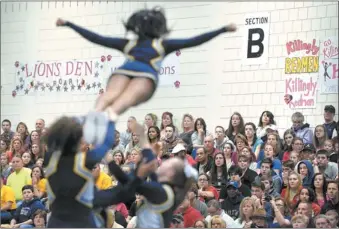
[32,176,38,185]
[136,159,157,178]
[226,23,237,32]
[56,18,66,26]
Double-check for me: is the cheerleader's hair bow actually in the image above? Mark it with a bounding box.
[184,160,198,181]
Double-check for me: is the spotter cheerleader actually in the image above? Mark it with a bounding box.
[105,123,199,228]
[44,114,155,227]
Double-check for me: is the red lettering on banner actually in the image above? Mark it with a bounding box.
[286,39,319,55]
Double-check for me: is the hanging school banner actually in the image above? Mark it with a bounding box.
[11,52,181,97]
[319,37,338,94]
[284,38,320,109]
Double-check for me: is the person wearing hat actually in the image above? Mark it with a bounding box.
[220,181,244,220]
[300,143,316,162]
[324,105,337,139]
[170,214,184,228]
[171,143,196,166]
[250,208,268,228]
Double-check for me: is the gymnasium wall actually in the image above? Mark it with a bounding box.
[1,1,338,133]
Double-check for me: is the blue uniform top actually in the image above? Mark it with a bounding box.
[65,22,229,84]
[44,121,115,227]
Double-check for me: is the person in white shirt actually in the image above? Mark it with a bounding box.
[205,199,241,228]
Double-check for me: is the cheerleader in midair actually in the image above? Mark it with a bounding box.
[56,7,237,145]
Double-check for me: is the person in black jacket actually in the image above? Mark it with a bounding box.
[321,180,339,214]
[220,181,244,220]
[195,147,213,174]
[238,154,258,189]
[324,105,337,139]
[219,165,251,200]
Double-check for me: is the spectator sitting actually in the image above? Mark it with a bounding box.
[92,163,113,190]
[291,214,309,228]
[294,187,321,216]
[314,214,331,228]
[313,150,338,181]
[187,185,208,217]
[260,174,281,199]
[1,119,15,142]
[328,138,338,163]
[255,158,282,194]
[250,207,268,228]
[295,160,314,187]
[195,147,213,175]
[0,152,12,182]
[295,202,315,228]
[32,209,47,228]
[177,194,204,228]
[291,112,313,144]
[321,180,339,214]
[325,210,339,228]
[323,105,337,139]
[9,185,45,228]
[1,175,17,223]
[238,154,258,190]
[162,124,180,154]
[205,199,240,228]
[170,214,184,228]
[6,155,32,203]
[220,165,251,200]
[209,215,226,228]
[299,143,316,163]
[214,126,229,152]
[171,142,196,166]
[221,181,244,220]
[250,181,273,222]
[197,173,219,203]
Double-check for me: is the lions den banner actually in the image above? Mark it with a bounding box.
[12,52,181,97]
[319,36,338,94]
[284,38,320,109]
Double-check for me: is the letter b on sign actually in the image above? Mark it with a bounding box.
[242,13,270,65]
[247,28,264,58]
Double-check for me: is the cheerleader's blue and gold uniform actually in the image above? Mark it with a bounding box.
[44,120,118,228]
[64,21,229,87]
[103,148,190,228]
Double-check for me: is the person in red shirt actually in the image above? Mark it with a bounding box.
[171,143,196,166]
[177,195,204,228]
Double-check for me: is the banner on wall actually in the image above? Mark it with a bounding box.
[11,52,181,97]
[242,12,270,65]
[284,38,320,109]
[319,36,338,94]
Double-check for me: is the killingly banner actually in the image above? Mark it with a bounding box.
[284,38,320,109]
[12,52,181,97]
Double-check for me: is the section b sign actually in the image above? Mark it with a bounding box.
[242,13,270,65]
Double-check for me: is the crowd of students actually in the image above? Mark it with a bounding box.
[0,104,338,228]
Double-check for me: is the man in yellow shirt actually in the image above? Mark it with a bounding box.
[6,155,31,202]
[92,163,113,190]
[1,175,17,223]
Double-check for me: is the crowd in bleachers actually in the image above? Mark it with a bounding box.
[0,105,338,228]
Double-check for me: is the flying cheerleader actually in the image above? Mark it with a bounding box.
[56,6,237,145]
